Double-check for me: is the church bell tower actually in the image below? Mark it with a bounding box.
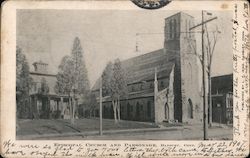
[164,12,202,123]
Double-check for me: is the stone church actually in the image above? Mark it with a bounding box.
[92,12,203,124]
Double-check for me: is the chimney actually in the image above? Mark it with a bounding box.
[33,60,48,74]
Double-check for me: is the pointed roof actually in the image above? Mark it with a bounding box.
[92,49,175,91]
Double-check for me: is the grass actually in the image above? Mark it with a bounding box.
[16,118,158,136]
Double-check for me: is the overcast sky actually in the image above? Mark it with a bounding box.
[17,10,232,87]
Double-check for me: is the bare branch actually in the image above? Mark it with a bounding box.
[205,24,212,57]
[210,28,219,65]
[186,37,203,64]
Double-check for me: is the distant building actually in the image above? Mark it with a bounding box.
[92,12,203,124]
[211,74,233,124]
[29,61,70,119]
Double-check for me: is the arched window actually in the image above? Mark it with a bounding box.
[173,19,177,38]
[188,99,193,119]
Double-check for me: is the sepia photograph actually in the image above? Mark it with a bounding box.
[15,9,234,140]
[1,1,249,157]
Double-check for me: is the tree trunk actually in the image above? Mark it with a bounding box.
[208,70,213,127]
[69,96,74,125]
[112,100,118,123]
[72,97,75,125]
[117,99,121,121]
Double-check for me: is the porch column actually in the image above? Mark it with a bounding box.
[48,96,51,119]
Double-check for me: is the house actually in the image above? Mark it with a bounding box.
[211,74,233,124]
[29,61,71,119]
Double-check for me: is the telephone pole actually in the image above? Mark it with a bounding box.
[190,10,217,140]
[201,10,208,140]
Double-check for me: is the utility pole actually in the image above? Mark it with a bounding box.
[190,10,217,140]
[201,10,208,140]
[99,77,103,136]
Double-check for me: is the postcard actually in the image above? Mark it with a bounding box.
[1,0,249,157]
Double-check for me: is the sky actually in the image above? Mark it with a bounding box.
[17,9,232,87]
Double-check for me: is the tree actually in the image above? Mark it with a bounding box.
[102,59,128,123]
[204,24,220,127]
[16,46,33,119]
[102,62,113,97]
[187,20,220,127]
[87,93,98,117]
[55,37,90,124]
[78,92,98,118]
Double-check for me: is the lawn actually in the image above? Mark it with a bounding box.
[16,118,158,136]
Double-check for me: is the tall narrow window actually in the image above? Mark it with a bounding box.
[136,102,140,116]
[161,81,164,88]
[165,103,169,120]
[127,103,130,119]
[188,63,192,85]
[169,20,173,39]
[136,102,140,121]
[131,85,134,92]
[140,84,143,90]
[147,101,151,118]
[150,83,153,89]
[188,99,193,119]
[173,19,177,38]
[166,22,169,40]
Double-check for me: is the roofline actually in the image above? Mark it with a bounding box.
[91,48,165,90]
[127,75,169,85]
[211,73,233,79]
[32,61,48,65]
[122,48,163,63]
[30,72,56,77]
[165,11,194,21]
[91,75,169,92]
[97,95,154,103]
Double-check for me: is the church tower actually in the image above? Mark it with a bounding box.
[164,12,202,123]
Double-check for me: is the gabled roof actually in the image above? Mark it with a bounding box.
[92,49,175,91]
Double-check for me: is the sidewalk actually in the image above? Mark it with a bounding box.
[17,124,232,140]
[16,119,233,140]
[17,125,184,140]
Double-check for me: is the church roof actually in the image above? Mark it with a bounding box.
[92,49,175,91]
